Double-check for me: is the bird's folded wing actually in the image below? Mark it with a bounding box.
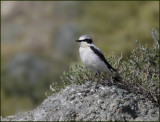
[90,46,117,72]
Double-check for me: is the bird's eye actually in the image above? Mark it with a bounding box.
[85,39,92,44]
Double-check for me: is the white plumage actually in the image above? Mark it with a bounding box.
[79,44,112,74]
[76,35,114,75]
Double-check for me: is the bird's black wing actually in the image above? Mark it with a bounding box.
[90,46,117,72]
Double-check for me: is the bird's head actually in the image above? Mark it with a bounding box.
[76,35,93,47]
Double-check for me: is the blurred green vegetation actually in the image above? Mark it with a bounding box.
[78,1,159,57]
[1,1,159,116]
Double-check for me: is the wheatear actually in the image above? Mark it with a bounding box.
[76,35,118,86]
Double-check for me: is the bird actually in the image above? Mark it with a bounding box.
[76,35,119,86]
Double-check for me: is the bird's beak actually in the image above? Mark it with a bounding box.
[75,40,82,42]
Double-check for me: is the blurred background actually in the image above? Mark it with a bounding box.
[1,1,159,116]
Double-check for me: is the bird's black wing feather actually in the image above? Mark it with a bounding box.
[90,46,117,72]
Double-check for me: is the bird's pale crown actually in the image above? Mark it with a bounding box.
[79,35,92,40]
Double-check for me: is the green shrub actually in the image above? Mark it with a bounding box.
[49,28,159,105]
[116,28,159,105]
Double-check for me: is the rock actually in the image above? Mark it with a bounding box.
[1,81,159,121]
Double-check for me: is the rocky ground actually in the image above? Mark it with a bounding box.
[1,81,159,121]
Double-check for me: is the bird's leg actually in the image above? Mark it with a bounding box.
[95,72,100,88]
[98,72,100,82]
[91,71,94,80]
[93,72,98,79]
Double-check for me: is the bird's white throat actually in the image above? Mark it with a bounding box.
[80,42,92,48]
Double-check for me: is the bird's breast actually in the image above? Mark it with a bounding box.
[79,47,98,66]
[79,47,112,74]
[79,47,92,64]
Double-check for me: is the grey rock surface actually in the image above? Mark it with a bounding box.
[2,81,159,121]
